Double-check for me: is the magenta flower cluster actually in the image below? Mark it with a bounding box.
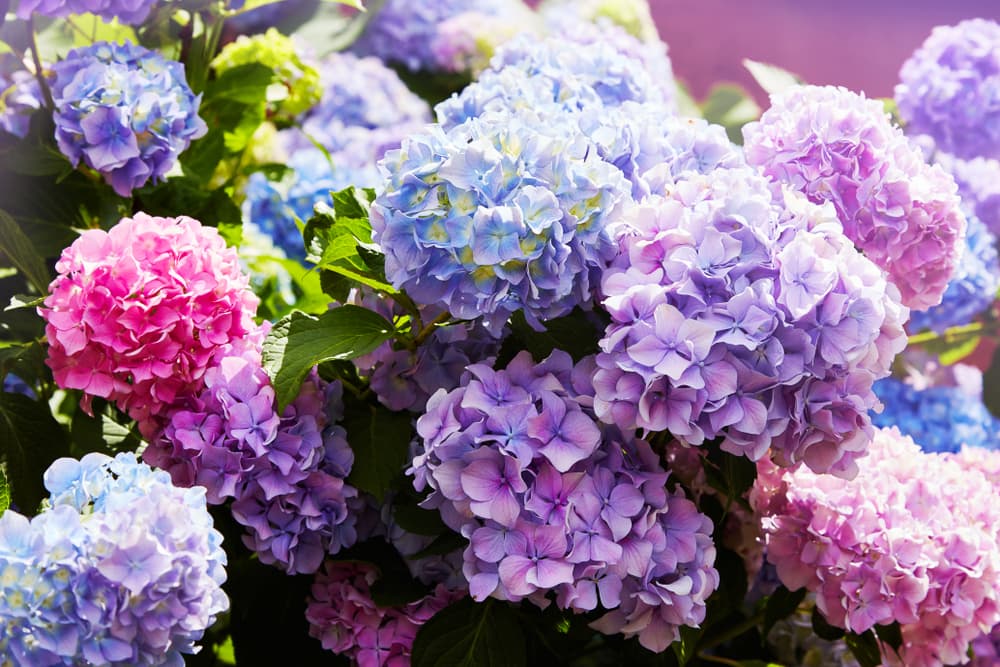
[896,19,1000,160]
[50,42,207,196]
[40,213,259,425]
[753,428,1000,667]
[0,453,228,665]
[595,167,907,476]
[743,85,966,311]
[410,350,719,652]
[306,561,460,666]
[146,336,359,575]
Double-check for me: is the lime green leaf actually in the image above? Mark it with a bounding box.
[262,306,395,410]
[0,467,10,515]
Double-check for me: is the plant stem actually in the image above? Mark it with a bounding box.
[413,311,451,346]
[696,611,765,652]
[26,18,55,112]
[698,654,747,667]
[907,321,986,346]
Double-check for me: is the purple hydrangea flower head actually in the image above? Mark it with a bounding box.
[429,2,540,74]
[371,107,631,333]
[744,85,966,311]
[909,215,999,333]
[0,453,228,666]
[934,151,1000,236]
[350,0,524,72]
[50,41,206,196]
[872,376,1000,454]
[895,19,1000,160]
[595,167,909,476]
[753,429,1000,667]
[0,54,43,139]
[16,0,157,24]
[410,350,719,652]
[144,334,359,575]
[243,144,381,261]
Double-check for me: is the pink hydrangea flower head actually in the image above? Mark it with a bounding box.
[753,427,1000,667]
[743,85,966,311]
[41,212,259,424]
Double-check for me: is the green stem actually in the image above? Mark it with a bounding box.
[696,611,765,653]
[412,311,451,346]
[907,320,986,346]
[26,18,55,112]
[698,655,747,667]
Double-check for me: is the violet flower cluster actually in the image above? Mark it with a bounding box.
[595,167,908,476]
[370,107,631,333]
[306,561,460,665]
[410,350,719,653]
[753,428,1000,667]
[15,0,156,24]
[40,212,260,425]
[50,42,207,196]
[145,336,359,575]
[935,152,1000,237]
[429,2,539,74]
[896,19,1000,160]
[0,453,228,666]
[908,214,999,333]
[347,290,504,413]
[743,85,966,311]
[0,54,42,139]
[872,377,1000,454]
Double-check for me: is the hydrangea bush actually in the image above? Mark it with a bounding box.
[4,3,1000,667]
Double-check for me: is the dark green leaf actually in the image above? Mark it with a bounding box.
[0,209,51,294]
[703,443,757,507]
[501,308,608,365]
[763,585,807,639]
[411,598,526,667]
[262,306,395,410]
[181,129,225,181]
[343,403,412,502]
[408,531,466,560]
[336,538,430,606]
[875,621,903,654]
[393,502,450,536]
[0,391,71,513]
[671,624,702,666]
[136,178,241,226]
[811,607,845,642]
[845,629,882,667]
[983,349,1000,418]
[319,269,351,302]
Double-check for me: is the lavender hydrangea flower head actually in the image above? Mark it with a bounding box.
[896,19,1000,160]
[0,54,42,139]
[753,428,1000,667]
[371,107,631,333]
[909,215,999,333]
[539,0,659,42]
[50,41,206,196]
[743,85,967,311]
[872,376,1000,454]
[430,2,540,74]
[935,151,1000,236]
[0,453,228,665]
[410,351,719,652]
[595,167,908,476]
[16,0,157,24]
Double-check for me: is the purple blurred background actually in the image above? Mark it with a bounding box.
[652,0,1000,103]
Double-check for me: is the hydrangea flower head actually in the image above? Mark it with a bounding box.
[896,19,1000,160]
[935,151,1000,236]
[909,215,999,332]
[872,376,1000,454]
[211,28,321,122]
[16,0,156,24]
[753,428,1000,667]
[744,84,966,311]
[371,107,631,333]
[0,54,42,139]
[411,351,719,652]
[0,453,228,666]
[41,212,259,424]
[430,2,540,74]
[596,167,908,475]
[539,0,659,42]
[50,41,206,196]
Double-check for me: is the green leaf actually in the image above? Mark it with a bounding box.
[204,63,277,106]
[703,443,757,507]
[181,129,225,182]
[875,621,903,654]
[262,306,395,410]
[343,403,412,502]
[501,308,608,365]
[412,598,527,667]
[136,178,241,226]
[393,503,450,536]
[671,624,702,666]
[845,629,882,667]
[930,333,981,365]
[0,391,71,513]
[811,606,845,642]
[742,59,803,97]
[0,467,10,515]
[763,585,807,639]
[337,538,430,606]
[217,221,244,248]
[700,84,761,144]
[5,294,44,311]
[0,209,51,294]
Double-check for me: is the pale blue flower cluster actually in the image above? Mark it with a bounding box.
[872,378,1000,453]
[0,453,228,666]
[50,41,206,197]
[371,108,631,333]
[909,215,1000,333]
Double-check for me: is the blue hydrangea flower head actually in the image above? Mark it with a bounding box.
[50,41,206,196]
[371,107,632,333]
[0,54,42,139]
[896,19,1000,160]
[16,0,157,24]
